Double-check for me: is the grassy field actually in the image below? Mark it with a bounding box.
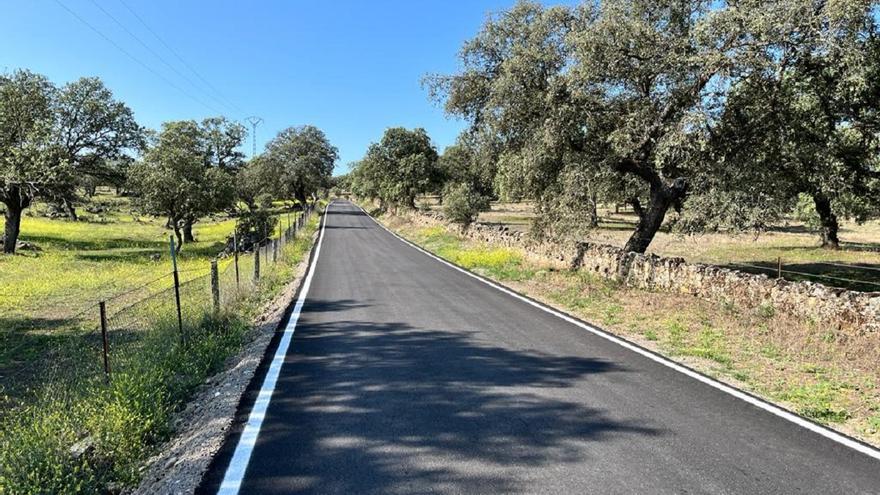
[383,213,880,448]
[419,198,880,292]
[0,195,321,493]
[0,192,300,408]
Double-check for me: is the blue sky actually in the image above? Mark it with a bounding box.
[1,0,527,175]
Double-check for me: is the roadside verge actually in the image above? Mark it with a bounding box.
[134,214,324,495]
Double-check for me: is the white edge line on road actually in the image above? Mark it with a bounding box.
[217,202,333,495]
[356,203,880,463]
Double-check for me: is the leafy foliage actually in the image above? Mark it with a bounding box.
[442,182,490,227]
[234,206,278,251]
[714,1,880,247]
[128,120,235,250]
[1,70,143,253]
[350,127,439,209]
[201,116,247,172]
[261,125,337,204]
[55,77,145,189]
[428,0,880,253]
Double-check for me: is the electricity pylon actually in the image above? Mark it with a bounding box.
[245,116,264,157]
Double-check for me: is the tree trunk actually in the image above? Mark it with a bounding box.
[812,192,840,249]
[63,199,77,221]
[172,224,184,253]
[3,201,23,254]
[183,219,195,243]
[295,194,308,210]
[587,190,599,228]
[623,180,686,254]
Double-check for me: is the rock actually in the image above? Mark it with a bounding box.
[70,436,94,459]
[0,238,41,252]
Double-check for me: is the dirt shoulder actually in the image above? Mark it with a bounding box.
[133,231,318,495]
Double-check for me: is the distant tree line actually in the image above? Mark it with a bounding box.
[0,69,336,254]
[349,0,880,252]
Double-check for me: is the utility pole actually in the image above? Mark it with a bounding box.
[245,116,264,157]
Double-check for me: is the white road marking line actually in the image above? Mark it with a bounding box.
[356,203,880,462]
[217,203,333,495]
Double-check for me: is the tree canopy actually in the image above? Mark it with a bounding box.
[350,127,439,209]
[427,0,880,252]
[261,125,338,205]
[714,1,880,248]
[202,116,247,172]
[129,120,234,250]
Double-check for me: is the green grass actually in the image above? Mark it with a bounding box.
[409,226,534,281]
[0,203,322,494]
[678,327,732,367]
[0,195,305,407]
[1,204,233,318]
[772,381,853,423]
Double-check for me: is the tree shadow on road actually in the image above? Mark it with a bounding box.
[231,297,664,494]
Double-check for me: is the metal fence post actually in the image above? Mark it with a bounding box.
[777,257,783,279]
[273,238,278,263]
[233,232,240,289]
[211,259,220,313]
[254,246,261,282]
[169,236,186,346]
[99,301,111,381]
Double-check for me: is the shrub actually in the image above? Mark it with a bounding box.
[442,183,489,227]
[233,207,278,251]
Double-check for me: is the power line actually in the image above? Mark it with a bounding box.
[85,0,230,116]
[116,0,247,116]
[53,0,221,114]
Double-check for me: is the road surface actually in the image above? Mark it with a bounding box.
[204,200,880,494]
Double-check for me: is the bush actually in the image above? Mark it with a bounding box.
[233,207,278,252]
[442,183,489,227]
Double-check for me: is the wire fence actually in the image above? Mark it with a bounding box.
[1,204,318,404]
[726,258,880,292]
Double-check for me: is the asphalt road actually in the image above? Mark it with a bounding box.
[207,200,880,494]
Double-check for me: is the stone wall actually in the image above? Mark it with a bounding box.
[405,210,880,333]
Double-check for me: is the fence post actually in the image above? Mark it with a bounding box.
[169,236,186,346]
[777,256,782,279]
[273,238,278,263]
[233,232,240,289]
[211,259,220,313]
[254,245,261,282]
[99,301,111,381]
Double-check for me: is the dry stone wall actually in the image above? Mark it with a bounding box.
[405,210,880,333]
